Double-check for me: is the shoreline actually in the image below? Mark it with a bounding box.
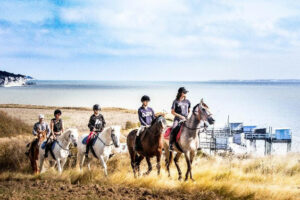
[0,104,137,113]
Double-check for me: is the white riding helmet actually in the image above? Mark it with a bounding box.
[39,114,45,119]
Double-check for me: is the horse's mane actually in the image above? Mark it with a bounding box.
[151,115,163,126]
[192,104,200,114]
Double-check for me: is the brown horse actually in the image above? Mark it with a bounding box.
[28,130,46,174]
[127,116,167,177]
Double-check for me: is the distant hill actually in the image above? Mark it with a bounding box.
[0,70,34,87]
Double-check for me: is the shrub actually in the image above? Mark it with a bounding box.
[0,110,31,137]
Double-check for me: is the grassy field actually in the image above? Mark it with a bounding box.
[0,104,299,200]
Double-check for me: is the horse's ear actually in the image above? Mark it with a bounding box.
[200,98,204,104]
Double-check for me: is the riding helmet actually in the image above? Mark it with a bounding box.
[54,109,62,116]
[93,104,101,111]
[141,95,150,102]
[178,87,188,94]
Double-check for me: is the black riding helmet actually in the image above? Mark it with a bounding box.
[178,87,188,94]
[141,95,150,102]
[93,104,101,111]
[54,109,62,116]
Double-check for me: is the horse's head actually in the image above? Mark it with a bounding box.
[194,99,215,125]
[68,128,79,147]
[152,115,167,131]
[110,126,121,148]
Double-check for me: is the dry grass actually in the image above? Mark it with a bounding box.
[0,110,31,138]
[0,137,299,200]
[0,105,299,200]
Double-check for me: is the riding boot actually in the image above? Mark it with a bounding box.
[135,135,142,151]
[44,144,49,158]
[169,129,177,151]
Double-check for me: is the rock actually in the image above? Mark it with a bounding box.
[0,70,34,87]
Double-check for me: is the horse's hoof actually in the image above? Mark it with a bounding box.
[191,178,195,182]
[178,176,182,181]
[143,172,150,176]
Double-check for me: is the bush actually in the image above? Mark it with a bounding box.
[125,121,139,129]
[0,110,31,137]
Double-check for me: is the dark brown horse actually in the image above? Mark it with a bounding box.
[127,116,167,177]
[28,130,46,174]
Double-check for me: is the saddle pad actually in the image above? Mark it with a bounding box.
[41,141,56,150]
[176,126,183,142]
[82,136,97,145]
[163,126,183,142]
[164,127,172,139]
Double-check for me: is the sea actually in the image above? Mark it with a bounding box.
[1,80,300,153]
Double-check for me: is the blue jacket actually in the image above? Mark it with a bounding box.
[138,106,155,126]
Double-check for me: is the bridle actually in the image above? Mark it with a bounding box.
[96,129,117,147]
[182,104,210,131]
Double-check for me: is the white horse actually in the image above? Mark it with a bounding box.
[39,128,79,174]
[77,126,121,176]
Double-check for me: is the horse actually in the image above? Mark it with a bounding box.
[163,99,215,181]
[77,126,121,176]
[28,130,47,174]
[39,128,78,174]
[127,115,167,177]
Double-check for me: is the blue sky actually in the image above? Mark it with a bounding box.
[0,0,300,81]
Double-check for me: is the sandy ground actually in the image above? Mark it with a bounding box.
[0,104,138,134]
[0,180,218,200]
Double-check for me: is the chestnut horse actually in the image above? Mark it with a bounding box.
[28,130,46,174]
[127,116,167,177]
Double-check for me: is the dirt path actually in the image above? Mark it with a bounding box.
[0,180,218,200]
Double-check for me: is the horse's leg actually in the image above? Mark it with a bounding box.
[135,155,144,177]
[39,156,45,173]
[77,151,85,171]
[61,157,67,171]
[156,153,161,176]
[184,152,192,181]
[35,147,40,173]
[56,158,62,174]
[129,148,136,177]
[167,151,173,177]
[174,152,182,180]
[99,155,108,176]
[143,157,152,176]
[189,151,195,180]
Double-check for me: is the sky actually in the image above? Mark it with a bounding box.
[0,0,300,81]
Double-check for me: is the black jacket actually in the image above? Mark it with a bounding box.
[88,114,106,132]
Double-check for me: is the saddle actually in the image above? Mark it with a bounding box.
[83,134,99,158]
[164,124,183,142]
[82,135,97,145]
[41,140,57,159]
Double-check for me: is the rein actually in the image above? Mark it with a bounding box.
[182,105,203,130]
[96,130,115,146]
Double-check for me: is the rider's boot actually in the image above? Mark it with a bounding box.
[169,131,176,151]
[44,145,49,158]
[135,135,141,151]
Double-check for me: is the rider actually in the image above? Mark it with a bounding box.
[44,109,64,158]
[169,87,191,151]
[25,114,51,155]
[135,95,155,150]
[85,104,106,157]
